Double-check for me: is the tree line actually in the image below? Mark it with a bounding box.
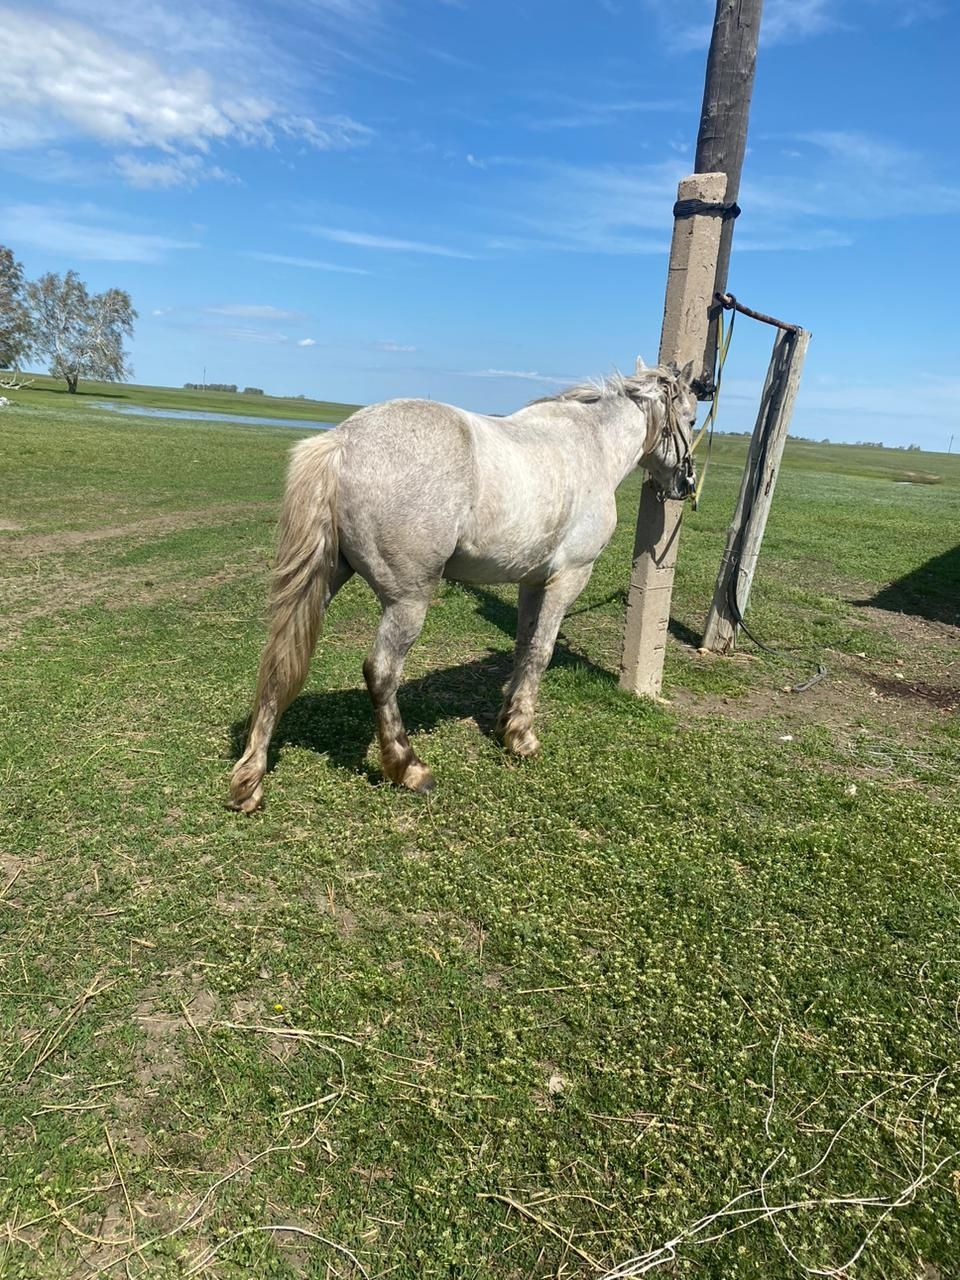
[1,245,136,393]
[182,384,265,395]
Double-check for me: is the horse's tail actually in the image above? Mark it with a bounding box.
[257,432,344,706]
[229,432,344,811]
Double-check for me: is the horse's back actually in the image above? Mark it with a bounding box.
[334,399,477,589]
[327,396,605,590]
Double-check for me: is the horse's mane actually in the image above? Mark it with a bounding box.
[530,365,683,410]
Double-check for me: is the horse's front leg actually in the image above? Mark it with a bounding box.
[496,564,593,757]
[363,594,436,793]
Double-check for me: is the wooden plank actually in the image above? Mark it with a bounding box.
[702,327,810,653]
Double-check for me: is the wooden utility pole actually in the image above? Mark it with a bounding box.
[702,326,810,653]
[619,0,764,699]
[696,0,764,385]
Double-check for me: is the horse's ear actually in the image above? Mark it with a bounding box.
[680,359,695,384]
[635,355,647,373]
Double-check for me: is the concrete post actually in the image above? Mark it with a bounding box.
[618,171,727,698]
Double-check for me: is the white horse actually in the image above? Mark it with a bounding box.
[230,359,698,810]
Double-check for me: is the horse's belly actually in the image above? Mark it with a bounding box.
[444,509,613,586]
[442,546,549,585]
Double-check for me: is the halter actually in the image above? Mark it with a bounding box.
[651,370,698,505]
[654,307,734,510]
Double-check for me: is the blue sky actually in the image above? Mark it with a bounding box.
[1,0,957,449]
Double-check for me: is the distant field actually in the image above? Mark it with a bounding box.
[5,374,958,483]
[4,371,361,423]
[0,393,958,1279]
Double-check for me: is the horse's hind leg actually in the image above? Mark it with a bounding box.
[364,593,435,793]
[496,565,593,757]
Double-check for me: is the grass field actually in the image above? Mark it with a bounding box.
[1,387,958,1279]
[3,373,361,423]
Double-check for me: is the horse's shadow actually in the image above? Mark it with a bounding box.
[228,586,617,782]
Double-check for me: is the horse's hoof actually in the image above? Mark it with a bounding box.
[227,784,264,814]
[504,727,540,758]
[403,761,436,794]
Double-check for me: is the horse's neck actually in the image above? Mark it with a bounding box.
[596,398,659,486]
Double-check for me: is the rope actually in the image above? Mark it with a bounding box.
[718,327,827,693]
[688,306,733,511]
[688,303,826,694]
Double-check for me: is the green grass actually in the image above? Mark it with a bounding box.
[1,397,959,1279]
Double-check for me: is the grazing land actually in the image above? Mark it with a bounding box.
[3,373,360,423]
[1,385,958,1279]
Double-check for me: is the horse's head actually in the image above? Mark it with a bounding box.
[636,358,699,503]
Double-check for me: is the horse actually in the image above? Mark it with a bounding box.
[229,357,699,811]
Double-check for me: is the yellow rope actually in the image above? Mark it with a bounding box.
[689,307,734,510]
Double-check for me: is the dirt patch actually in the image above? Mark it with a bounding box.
[133,1003,186,1088]
[675,652,955,745]
[0,519,24,532]
[230,994,261,1022]
[674,586,957,753]
[0,499,277,641]
[5,503,275,558]
[0,852,25,909]
[327,902,359,938]
[868,674,958,712]
[856,601,959,649]
[0,549,268,645]
[78,1202,131,1272]
[132,985,217,1088]
[1,851,24,881]
[80,1189,200,1274]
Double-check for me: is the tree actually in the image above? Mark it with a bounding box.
[0,245,34,379]
[27,271,137,393]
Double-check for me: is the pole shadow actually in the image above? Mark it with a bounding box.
[855,545,960,627]
[667,618,702,648]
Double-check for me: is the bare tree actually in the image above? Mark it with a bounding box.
[27,271,137,393]
[0,245,34,386]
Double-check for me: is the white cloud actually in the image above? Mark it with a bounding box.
[205,304,305,321]
[377,340,416,352]
[656,0,943,51]
[114,153,236,190]
[661,0,838,51]
[763,0,838,43]
[486,158,683,256]
[278,115,372,149]
[736,227,853,251]
[0,3,373,185]
[522,97,681,131]
[481,128,960,261]
[0,8,275,150]
[721,371,960,428]
[218,327,290,344]
[799,131,912,176]
[1,202,199,262]
[152,306,173,316]
[308,226,475,259]
[297,338,317,347]
[245,251,371,275]
[462,369,574,384]
[742,131,960,223]
[54,0,259,60]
